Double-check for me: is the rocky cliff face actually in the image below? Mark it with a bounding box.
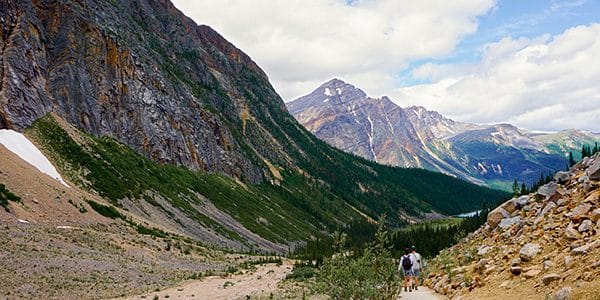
[288,79,599,188]
[424,154,600,299]
[1,0,301,183]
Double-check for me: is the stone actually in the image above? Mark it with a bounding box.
[556,198,568,206]
[591,209,600,222]
[499,280,512,289]
[554,287,572,300]
[565,223,581,240]
[583,191,599,203]
[541,273,561,285]
[510,258,521,266]
[587,157,600,180]
[515,195,531,209]
[554,171,570,184]
[477,245,491,256]
[539,202,557,217]
[484,266,496,275]
[523,269,541,278]
[578,219,592,232]
[501,199,518,214]
[564,256,574,269]
[544,260,554,270]
[570,203,592,223]
[476,258,490,271]
[536,183,558,199]
[571,240,600,255]
[510,266,522,276]
[520,243,541,262]
[488,207,510,228]
[498,216,522,229]
[578,175,589,183]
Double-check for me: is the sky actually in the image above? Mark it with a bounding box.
[172,0,600,132]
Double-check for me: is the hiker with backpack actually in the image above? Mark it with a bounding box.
[399,248,414,292]
[410,245,422,290]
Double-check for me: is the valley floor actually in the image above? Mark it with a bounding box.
[122,262,294,300]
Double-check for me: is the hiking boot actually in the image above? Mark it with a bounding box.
[404,287,407,292]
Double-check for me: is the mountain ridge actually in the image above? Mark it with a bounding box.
[288,79,600,188]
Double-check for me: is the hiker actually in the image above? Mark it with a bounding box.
[399,248,414,292]
[410,245,422,290]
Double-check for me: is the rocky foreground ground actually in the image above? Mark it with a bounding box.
[425,154,600,299]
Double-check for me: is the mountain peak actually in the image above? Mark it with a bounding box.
[316,78,367,101]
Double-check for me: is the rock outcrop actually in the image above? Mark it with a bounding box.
[1,0,297,183]
[425,154,600,299]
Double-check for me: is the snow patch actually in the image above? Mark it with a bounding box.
[335,87,343,95]
[323,98,330,103]
[366,115,377,161]
[324,88,333,96]
[0,130,69,187]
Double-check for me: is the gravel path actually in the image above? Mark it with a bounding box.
[123,262,293,300]
[398,286,448,300]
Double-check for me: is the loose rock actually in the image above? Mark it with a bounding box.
[520,243,541,262]
[554,287,572,300]
[578,219,592,232]
[554,171,570,184]
[570,203,592,223]
[542,273,561,285]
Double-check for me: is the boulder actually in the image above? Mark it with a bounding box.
[543,260,554,270]
[578,219,592,232]
[515,195,531,209]
[570,203,592,223]
[488,207,510,228]
[536,183,558,199]
[556,198,568,207]
[554,287,572,300]
[520,243,541,262]
[587,158,600,180]
[498,216,521,229]
[541,273,561,285]
[501,199,518,214]
[554,171,570,184]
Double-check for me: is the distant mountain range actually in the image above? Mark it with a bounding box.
[287,79,600,189]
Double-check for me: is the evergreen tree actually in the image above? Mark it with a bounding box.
[520,182,527,195]
[593,142,599,155]
[568,151,576,167]
[512,179,520,196]
[582,145,589,158]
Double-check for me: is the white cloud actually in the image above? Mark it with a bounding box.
[393,24,600,132]
[172,0,496,100]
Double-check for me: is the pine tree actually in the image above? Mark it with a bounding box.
[593,142,599,155]
[582,145,589,158]
[512,179,520,196]
[520,182,527,195]
[568,151,576,167]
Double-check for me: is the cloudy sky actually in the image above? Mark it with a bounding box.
[172,0,600,132]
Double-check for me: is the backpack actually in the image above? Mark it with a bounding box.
[402,255,412,270]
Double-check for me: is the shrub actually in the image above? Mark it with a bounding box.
[85,200,124,219]
[316,218,401,299]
